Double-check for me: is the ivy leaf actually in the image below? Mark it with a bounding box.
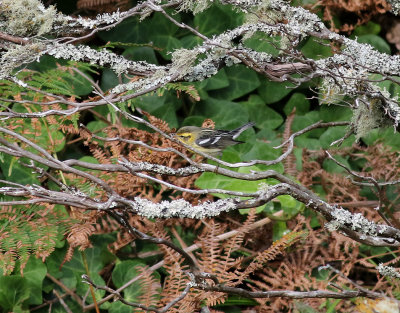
[210,65,261,100]
[0,276,30,312]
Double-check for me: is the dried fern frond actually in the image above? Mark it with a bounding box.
[239,229,308,281]
[0,204,72,275]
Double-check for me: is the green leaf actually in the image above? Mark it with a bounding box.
[109,301,134,313]
[210,65,260,100]
[293,137,322,149]
[180,35,204,49]
[244,32,281,56]
[194,98,250,128]
[194,4,244,37]
[258,78,294,104]
[291,111,321,134]
[100,12,180,60]
[123,46,158,64]
[0,276,30,312]
[319,105,352,122]
[272,221,288,241]
[353,21,381,36]
[203,69,230,91]
[277,195,304,218]
[98,17,148,44]
[112,260,148,303]
[86,121,108,133]
[100,68,130,91]
[152,35,182,60]
[27,57,94,97]
[0,154,40,185]
[46,243,113,299]
[242,95,283,130]
[131,91,180,128]
[241,142,284,172]
[64,70,93,96]
[322,154,351,173]
[283,93,310,116]
[277,195,297,209]
[362,128,400,149]
[319,126,353,148]
[196,165,268,197]
[147,11,180,38]
[300,38,333,59]
[51,130,66,152]
[76,273,105,304]
[16,257,47,305]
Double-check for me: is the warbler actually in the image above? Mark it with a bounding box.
[174,122,255,156]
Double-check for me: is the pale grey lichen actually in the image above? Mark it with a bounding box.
[46,43,160,75]
[129,197,238,219]
[54,9,130,34]
[319,77,345,105]
[386,0,400,15]
[1,0,400,129]
[178,0,263,14]
[313,37,400,127]
[257,182,270,196]
[315,56,369,97]
[326,207,378,236]
[177,0,214,14]
[123,161,203,176]
[1,0,58,36]
[170,48,201,77]
[74,11,125,29]
[377,224,389,234]
[242,0,325,36]
[185,56,220,82]
[377,263,400,279]
[0,43,45,79]
[352,96,387,140]
[341,37,400,77]
[112,69,171,94]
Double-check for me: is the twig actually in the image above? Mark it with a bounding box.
[46,273,83,306]
[82,275,192,313]
[84,210,284,310]
[53,290,73,313]
[325,151,393,227]
[195,283,382,299]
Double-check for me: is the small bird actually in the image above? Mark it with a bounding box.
[174,122,255,156]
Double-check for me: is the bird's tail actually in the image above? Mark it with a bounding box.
[231,122,255,139]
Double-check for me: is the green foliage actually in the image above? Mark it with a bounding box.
[300,38,333,59]
[194,4,245,36]
[352,22,391,54]
[0,205,70,275]
[112,260,160,305]
[209,65,261,100]
[0,276,30,312]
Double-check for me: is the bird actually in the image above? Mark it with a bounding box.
[174,122,255,157]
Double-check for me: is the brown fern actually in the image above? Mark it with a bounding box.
[238,229,308,282]
[135,266,161,312]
